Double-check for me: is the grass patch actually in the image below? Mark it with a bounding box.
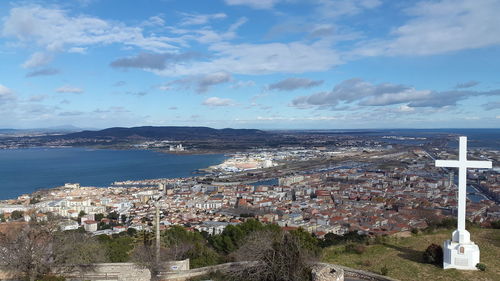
[322,228,500,281]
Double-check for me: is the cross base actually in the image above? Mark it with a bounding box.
[451,229,470,244]
[443,239,480,270]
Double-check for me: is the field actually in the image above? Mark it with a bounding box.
[322,228,500,281]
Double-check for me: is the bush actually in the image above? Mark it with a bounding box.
[491,220,500,229]
[37,275,65,281]
[438,218,457,229]
[10,210,24,220]
[345,243,366,254]
[380,265,389,276]
[476,263,486,271]
[423,243,443,265]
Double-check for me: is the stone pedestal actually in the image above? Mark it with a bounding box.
[443,239,480,270]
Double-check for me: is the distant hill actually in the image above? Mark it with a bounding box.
[0,126,83,136]
[61,126,269,140]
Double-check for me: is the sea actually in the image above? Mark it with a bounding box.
[0,148,226,200]
[0,128,498,200]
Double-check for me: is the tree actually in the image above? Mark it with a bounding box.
[132,244,169,281]
[161,226,220,268]
[52,231,107,275]
[107,211,119,221]
[0,223,106,281]
[491,220,500,229]
[319,232,343,247]
[0,223,53,281]
[231,230,314,281]
[94,213,104,221]
[98,234,134,262]
[77,211,86,224]
[289,228,320,256]
[187,243,221,268]
[136,230,154,246]
[10,210,24,220]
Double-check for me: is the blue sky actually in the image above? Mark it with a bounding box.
[0,0,499,129]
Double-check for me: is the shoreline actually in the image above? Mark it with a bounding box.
[0,147,229,201]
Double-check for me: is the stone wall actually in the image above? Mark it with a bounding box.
[0,266,21,281]
[158,262,251,281]
[1,261,400,281]
[0,260,190,281]
[65,263,150,281]
[338,265,400,281]
[311,263,344,281]
[160,262,401,281]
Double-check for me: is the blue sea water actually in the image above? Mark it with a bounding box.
[0,148,226,200]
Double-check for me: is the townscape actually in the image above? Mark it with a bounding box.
[1,0,500,280]
[2,138,498,240]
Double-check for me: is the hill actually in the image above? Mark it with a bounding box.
[61,126,269,140]
[322,228,500,281]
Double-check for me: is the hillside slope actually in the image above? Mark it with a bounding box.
[322,228,500,281]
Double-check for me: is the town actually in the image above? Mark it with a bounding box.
[1,143,498,240]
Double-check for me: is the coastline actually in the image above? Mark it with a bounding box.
[0,147,227,200]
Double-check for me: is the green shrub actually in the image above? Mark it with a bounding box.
[345,243,366,254]
[37,275,65,281]
[491,220,500,229]
[380,265,389,275]
[476,263,486,271]
[423,243,443,265]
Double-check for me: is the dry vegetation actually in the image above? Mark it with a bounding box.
[322,228,500,281]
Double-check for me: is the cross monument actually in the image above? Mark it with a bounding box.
[435,136,492,270]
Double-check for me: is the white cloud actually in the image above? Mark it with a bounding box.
[142,16,165,27]
[0,84,16,105]
[360,88,432,106]
[455,80,479,89]
[291,78,500,109]
[28,95,48,102]
[269,77,323,91]
[56,86,84,94]
[225,0,282,9]
[68,47,87,54]
[256,115,339,121]
[180,12,227,26]
[26,68,60,77]
[353,0,500,56]
[163,72,232,93]
[110,52,199,70]
[155,41,341,76]
[22,52,53,68]
[316,0,382,18]
[397,105,415,113]
[198,72,232,93]
[463,116,480,120]
[231,80,256,89]
[202,97,235,107]
[2,5,179,53]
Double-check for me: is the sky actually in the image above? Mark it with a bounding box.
[0,0,499,130]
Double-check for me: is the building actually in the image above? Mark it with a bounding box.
[83,220,98,232]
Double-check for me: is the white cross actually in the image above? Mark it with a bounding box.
[435,136,492,242]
